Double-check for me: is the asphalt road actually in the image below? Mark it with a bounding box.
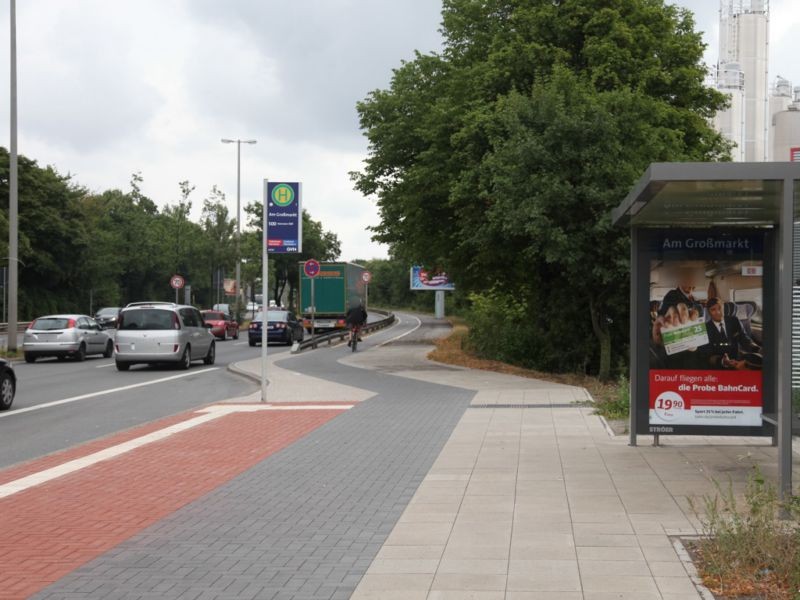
[0,311,391,470]
[0,335,292,469]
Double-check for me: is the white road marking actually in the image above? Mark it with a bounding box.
[0,368,220,419]
[377,315,422,347]
[0,403,353,499]
[95,362,115,369]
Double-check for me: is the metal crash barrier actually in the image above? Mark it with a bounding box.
[291,309,396,354]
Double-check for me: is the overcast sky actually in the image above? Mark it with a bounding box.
[1,1,799,261]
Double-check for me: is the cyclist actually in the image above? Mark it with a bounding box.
[345,299,368,347]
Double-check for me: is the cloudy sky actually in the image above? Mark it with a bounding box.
[1,1,799,261]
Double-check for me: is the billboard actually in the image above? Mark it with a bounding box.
[791,147,800,162]
[266,182,302,253]
[644,231,768,434]
[410,266,455,291]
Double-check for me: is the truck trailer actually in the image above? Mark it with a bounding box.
[298,261,367,331]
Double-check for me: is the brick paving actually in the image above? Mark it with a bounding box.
[30,342,473,599]
[0,404,349,600]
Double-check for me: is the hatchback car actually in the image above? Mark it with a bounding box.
[23,314,113,362]
[248,310,304,346]
[200,310,239,340]
[0,358,16,411]
[95,307,121,329]
[114,302,215,371]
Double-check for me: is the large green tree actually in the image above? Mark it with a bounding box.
[355,0,730,378]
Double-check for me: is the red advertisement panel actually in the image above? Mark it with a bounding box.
[649,370,762,426]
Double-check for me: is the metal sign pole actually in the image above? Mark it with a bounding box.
[261,179,269,403]
[311,277,316,346]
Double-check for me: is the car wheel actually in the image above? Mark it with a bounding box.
[56,355,66,362]
[0,371,14,411]
[233,328,239,340]
[75,343,86,362]
[115,360,130,371]
[248,339,256,347]
[203,341,216,365]
[103,340,114,358]
[179,345,191,370]
[24,353,36,363]
[223,328,228,341]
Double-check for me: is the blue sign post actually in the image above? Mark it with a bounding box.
[261,180,302,403]
[266,182,302,254]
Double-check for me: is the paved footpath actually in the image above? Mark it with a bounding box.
[1,312,798,599]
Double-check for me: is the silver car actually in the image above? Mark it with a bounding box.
[23,314,113,363]
[114,302,215,371]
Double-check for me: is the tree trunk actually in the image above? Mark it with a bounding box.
[589,297,612,381]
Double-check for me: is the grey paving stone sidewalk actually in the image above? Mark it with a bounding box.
[35,343,474,600]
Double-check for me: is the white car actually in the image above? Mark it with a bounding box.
[23,314,113,363]
[114,302,215,371]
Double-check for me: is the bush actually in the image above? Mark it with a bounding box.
[593,375,630,419]
[691,469,800,599]
[465,287,605,374]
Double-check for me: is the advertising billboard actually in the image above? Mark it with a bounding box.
[642,230,770,435]
[266,182,302,254]
[410,266,455,291]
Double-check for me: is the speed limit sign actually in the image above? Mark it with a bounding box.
[170,274,185,290]
[361,271,372,284]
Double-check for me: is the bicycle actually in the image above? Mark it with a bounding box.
[348,324,362,352]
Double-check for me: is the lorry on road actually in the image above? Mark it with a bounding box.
[298,262,367,332]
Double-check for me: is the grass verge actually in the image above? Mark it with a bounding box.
[689,470,800,600]
[427,320,628,418]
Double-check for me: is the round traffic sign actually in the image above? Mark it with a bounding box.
[361,271,372,284]
[304,259,321,278]
[170,274,185,290]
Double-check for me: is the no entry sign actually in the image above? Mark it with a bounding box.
[304,259,321,278]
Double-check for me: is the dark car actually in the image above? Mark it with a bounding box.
[200,310,239,341]
[0,358,16,411]
[95,307,121,329]
[248,310,304,346]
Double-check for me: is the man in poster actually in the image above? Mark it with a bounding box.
[702,298,761,370]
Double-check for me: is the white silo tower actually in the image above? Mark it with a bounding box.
[772,87,800,162]
[714,64,747,161]
[769,77,793,160]
[717,0,770,162]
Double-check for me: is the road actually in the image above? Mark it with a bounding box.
[0,336,289,469]
[0,311,388,470]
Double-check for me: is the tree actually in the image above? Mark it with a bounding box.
[354,0,729,379]
[242,202,341,309]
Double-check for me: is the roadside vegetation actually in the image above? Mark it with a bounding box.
[690,471,800,600]
[354,0,730,381]
[0,150,340,319]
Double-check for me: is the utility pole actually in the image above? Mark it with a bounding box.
[8,0,19,351]
[221,138,256,318]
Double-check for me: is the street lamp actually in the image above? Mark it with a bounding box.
[7,0,19,352]
[221,138,257,315]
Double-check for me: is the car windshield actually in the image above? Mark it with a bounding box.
[204,312,225,320]
[267,311,288,322]
[119,309,175,330]
[96,307,119,316]
[31,317,72,330]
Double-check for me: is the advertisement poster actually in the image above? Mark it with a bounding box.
[648,234,764,429]
[266,182,302,254]
[410,266,455,291]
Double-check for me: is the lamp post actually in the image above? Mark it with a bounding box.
[221,138,256,317]
[8,0,19,352]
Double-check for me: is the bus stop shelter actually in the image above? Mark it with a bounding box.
[612,162,800,500]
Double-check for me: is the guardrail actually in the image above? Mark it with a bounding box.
[291,309,396,354]
[0,322,30,334]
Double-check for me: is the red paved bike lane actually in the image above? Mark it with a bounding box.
[0,403,353,600]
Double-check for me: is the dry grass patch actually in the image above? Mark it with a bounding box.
[427,319,622,409]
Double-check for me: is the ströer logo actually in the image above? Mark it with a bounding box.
[271,184,295,207]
